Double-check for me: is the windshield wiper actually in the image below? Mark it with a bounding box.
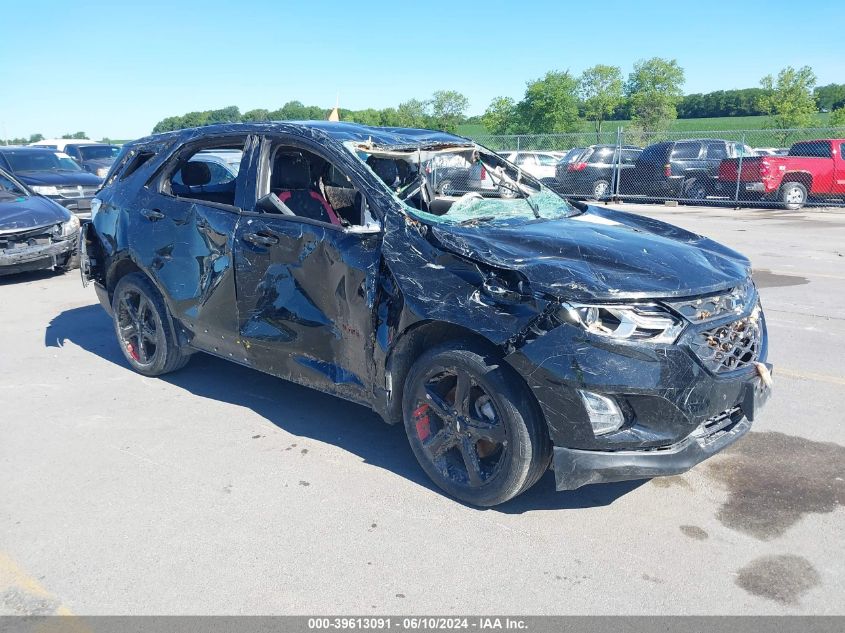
[522,193,541,219]
[459,215,496,226]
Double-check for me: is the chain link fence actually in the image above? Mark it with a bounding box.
[467,127,845,209]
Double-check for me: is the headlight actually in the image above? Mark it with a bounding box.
[559,302,685,344]
[96,167,109,178]
[32,185,59,196]
[61,214,81,237]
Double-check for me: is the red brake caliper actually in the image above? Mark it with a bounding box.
[413,404,431,441]
[126,341,140,361]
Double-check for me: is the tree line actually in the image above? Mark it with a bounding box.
[151,90,471,135]
[148,61,843,141]
[2,131,90,146]
[484,61,844,138]
[9,62,841,145]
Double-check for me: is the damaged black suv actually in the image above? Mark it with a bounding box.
[81,122,772,506]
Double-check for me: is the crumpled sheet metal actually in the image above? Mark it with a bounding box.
[426,205,751,302]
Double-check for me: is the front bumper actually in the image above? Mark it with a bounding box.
[504,298,772,489]
[0,237,77,275]
[552,367,770,490]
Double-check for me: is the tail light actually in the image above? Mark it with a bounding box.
[480,166,487,180]
[759,159,770,177]
[567,162,587,172]
[664,164,672,178]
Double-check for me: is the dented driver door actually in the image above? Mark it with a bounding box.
[233,213,383,405]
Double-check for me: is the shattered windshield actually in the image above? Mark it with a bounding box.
[345,141,579,226]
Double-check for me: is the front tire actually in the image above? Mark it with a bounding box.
[779,181,807,210]
[402,343,551,506]
[111,272,191,376]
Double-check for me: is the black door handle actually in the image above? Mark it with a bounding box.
[243,232,279,247]
[141,208,165,221]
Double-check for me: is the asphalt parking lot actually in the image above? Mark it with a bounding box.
[1,203,843,616]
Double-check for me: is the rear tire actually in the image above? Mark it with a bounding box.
[402,342,551,506]
[779,181,807,210]
[683,178,709,203]
[591,180,610,200]
[111,272,191,377]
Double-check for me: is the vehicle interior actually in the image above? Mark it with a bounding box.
[257,145,374,228]
[356,145,544,218]
[166,141,245,207]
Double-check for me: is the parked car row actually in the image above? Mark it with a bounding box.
[0,166,81,276]
[0,142,123,220]
[506,137,842,209]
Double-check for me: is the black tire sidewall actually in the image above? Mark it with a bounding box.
[684,178,707,200]
[111,273,178,376]
[402,343,548,506]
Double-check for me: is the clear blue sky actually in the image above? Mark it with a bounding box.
[1,0,842,140]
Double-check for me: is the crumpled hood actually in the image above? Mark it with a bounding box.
[429,205,750,301]
[0,194,71,233]
[12,170,102,187]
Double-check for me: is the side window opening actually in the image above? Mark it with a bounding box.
[261,144,371,228]
[789,141,832,158]
[705,143,728,160]
[118,150,155,182]
[671,142,702,160]
[621,149,641,165]
[163,140,245,207]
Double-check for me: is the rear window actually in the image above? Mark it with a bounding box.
[789,141,832,158]
[587,147,614,164]
[639,144,670,162]
[705,143,728,160]
[561,147,585,163]
[620,149,641,164]
[671,142,702,160]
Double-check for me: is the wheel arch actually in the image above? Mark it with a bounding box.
[106,256,190,348]
[381,320,548,439]
[781,171,813,191]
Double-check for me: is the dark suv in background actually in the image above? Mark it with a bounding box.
[554,145,642,200]
[0,146,102,220]
[64,143,122,179]
[621,139,756,202]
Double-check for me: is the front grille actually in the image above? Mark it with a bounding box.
[0,224,59,250]
[55,185,98,199]
[689,306,762,373]
[689,406,744,445]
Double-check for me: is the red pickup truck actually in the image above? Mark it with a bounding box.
[718,139,845,209]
